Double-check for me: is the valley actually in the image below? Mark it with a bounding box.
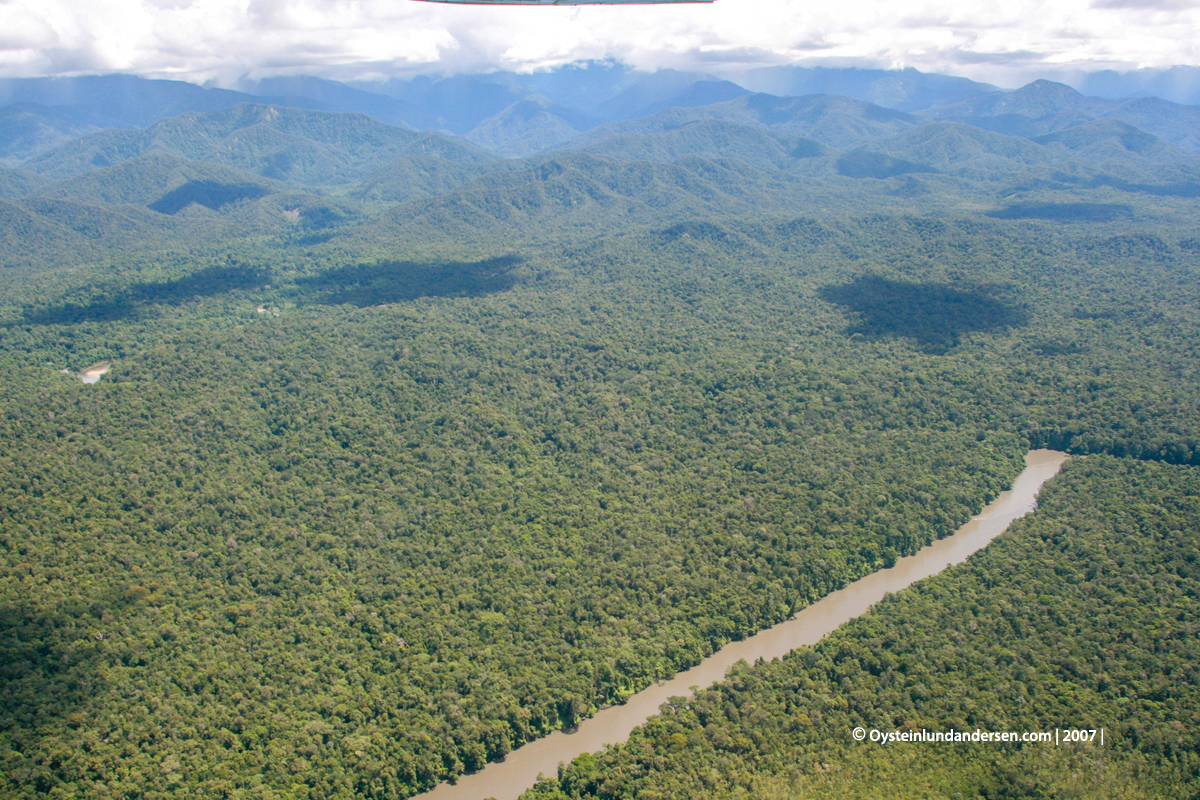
[0,65,1198,799]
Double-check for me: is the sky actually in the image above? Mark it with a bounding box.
[1,0,1199,87]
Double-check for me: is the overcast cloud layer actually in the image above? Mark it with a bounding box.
[2,0,1199,86]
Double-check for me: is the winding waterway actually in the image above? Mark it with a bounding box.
[417,449,1069,800]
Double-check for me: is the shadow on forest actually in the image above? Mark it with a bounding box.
[836,150,938,180]
[985,202,1133,222]
[21,266,268,325]
[296,255,524,307]
[819,275,1029,354]
[148,181,271,215]
[1054,173,1200,199]
[0,600,103,765]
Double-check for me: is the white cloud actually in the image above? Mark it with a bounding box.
[0,0,1198,83]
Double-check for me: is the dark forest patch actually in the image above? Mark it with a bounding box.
[0,601,103,747]
[1030,339,1086,356]
[762,217,835,252]
[1094,179,1200,198]
[1052,173,1200,198]
[658,221,740,245]
[21,265,268,325]
[1078,233,1173,264]
[819,275,1029,354]
[789,139,825,158]
[836,151,938,180]
[148,181,271,215]
[280,203,359,246]
[297,255,523,307]
[985,202,1132,222]
[888,175,931,197]
[297,204,353,230]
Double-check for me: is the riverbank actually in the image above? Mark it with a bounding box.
[415,450,1069,800]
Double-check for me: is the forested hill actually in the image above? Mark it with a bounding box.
[6,65,1200,165]
[0,66,1199,800]
[18,104,495,185]
[5,82,1200,268]
[0,65,994,162]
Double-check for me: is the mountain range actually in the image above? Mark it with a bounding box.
[3,62,1200,271]
[4,59,1200,800]
[6,63,1200,168]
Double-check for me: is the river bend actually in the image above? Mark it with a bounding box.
[416,449,1070,800]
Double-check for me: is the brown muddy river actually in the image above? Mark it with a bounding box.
[416,449,1070,800]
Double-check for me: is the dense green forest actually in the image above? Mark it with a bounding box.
[523,455,1200,799]
[0,88,1199,798]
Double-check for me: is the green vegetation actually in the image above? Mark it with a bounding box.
[835,150,937,179]
[0,88,1198,798]
[523,455,1200,799]
[817,275,1027,353]
[20,105,493,185]
[148,181,272,215]
[985,202,1134,222]
[0,233,1035,797]
[565,120,827,172]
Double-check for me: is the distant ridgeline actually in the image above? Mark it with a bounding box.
[0,65,1198,799]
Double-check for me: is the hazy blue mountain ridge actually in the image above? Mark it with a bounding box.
[350,65,745,131]
[727,65,1001,112]
[924,79,1200,152]
[0,164,51,199]
[567,93,923,151]
[10,95,1195,249]
[590,75,751,120]
[5,70,1200,270]
[557,119,829,173]
[1077,65,1200,105]
[852,120,1200,189]
[231,76,420,127]
[31,151,280,208]
[1033,118,1186,161]
[0,103,101,165]
[0,73,323,153]
[20,104,478,184]
[461,96,601,157]
[0,74,274,128]
[7,67,1200,169]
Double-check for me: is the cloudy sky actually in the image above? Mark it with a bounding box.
[2,0,1198,86]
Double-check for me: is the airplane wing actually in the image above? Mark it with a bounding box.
[414,0,714,4]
